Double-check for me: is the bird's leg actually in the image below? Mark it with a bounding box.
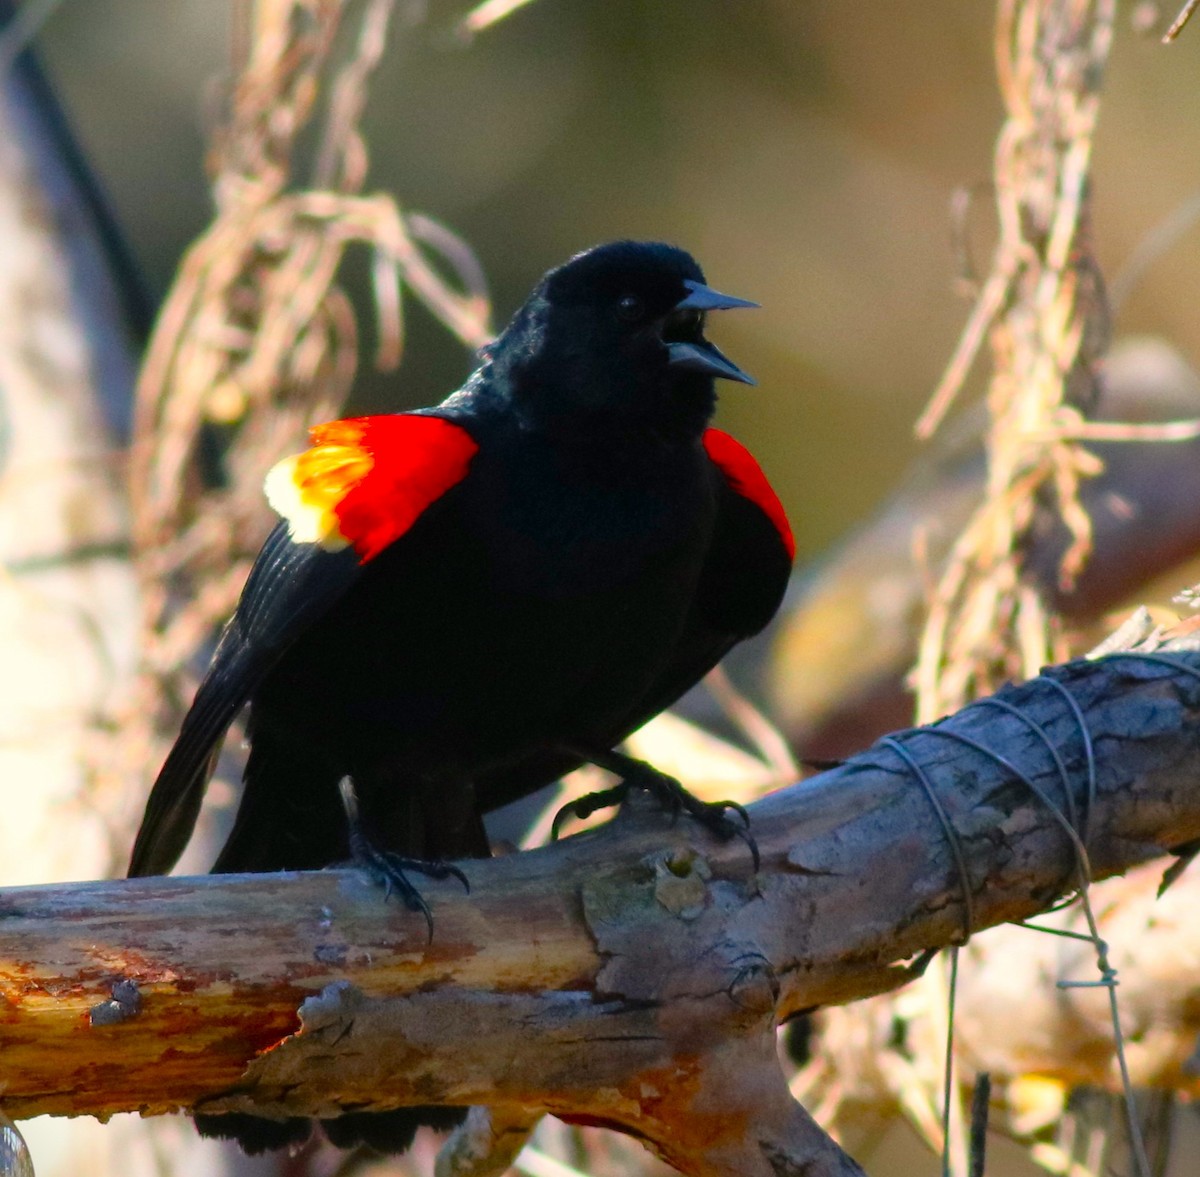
[552,746,758,870]
[337,778,469,940]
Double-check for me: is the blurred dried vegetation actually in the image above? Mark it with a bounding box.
[7,0,1200,1175]
[783,5,1200,1177]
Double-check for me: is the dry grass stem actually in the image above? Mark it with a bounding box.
[903,4,1124,1175]
[913,0,1116,724]
[457,0,541,39]
[1164,0,1200,40]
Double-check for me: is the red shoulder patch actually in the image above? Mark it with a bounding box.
[266,415,478,563]
[703,428,795,561]
[332,416,478,562]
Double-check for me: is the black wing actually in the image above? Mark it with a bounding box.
[127,524,362,876]
[129,410,482,876]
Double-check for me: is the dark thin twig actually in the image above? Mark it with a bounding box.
[969,1072,991,1177]
[0,0,66,78]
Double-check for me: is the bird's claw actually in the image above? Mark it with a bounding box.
[338,777,469,942]
[679,794,760,872]
[351,845,469,942]
[551,757,758,870]
[550,783,627,839]
[719,813,760,873]
[720,799,751,830]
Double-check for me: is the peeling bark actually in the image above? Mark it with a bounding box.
[1,651,1200,1173]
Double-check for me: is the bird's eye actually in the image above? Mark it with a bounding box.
[616,293,644,321]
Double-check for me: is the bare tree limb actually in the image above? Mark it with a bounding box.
[3,649,1200,1174]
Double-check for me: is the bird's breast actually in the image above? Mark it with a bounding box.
[462,432,716,601]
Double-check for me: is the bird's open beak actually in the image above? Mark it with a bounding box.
[666,279,758,385]
[667,340,756,385]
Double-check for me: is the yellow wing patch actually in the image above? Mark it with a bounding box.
[264,420,373,550]
[264,414,479,561]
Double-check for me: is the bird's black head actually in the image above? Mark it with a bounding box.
[488,241,757,439]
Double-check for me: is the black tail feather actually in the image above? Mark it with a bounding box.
[194,1112,312,1155]
[321,1106,468,1153]
[128,683,245,877]
[210,725,349,872]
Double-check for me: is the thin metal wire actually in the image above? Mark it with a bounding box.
[881,655,1181,1177]
[1041,661,1168,1177]
[883,730,971,1176]
[941,946,961,1177]
[890,724,1094,890]
[1019,921,1096,942]
[1101,651,1200,685]
[880,736,975,945]
[974,695,1079,833]
[1035,675,1096,848]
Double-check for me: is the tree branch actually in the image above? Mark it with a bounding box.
[3,648,1200,1174]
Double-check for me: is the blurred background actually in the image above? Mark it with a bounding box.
[25,0,1200,556]
[4,1,1200,1175]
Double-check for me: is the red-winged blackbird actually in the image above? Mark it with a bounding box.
[128,240,794,1155]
